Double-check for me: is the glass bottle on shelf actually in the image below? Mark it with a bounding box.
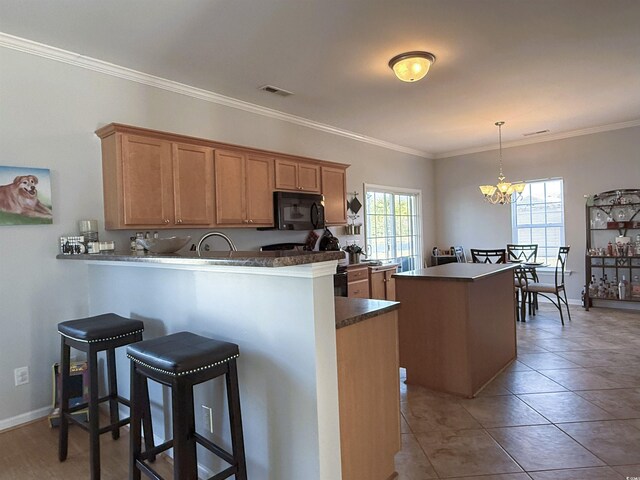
[618,275,628,300]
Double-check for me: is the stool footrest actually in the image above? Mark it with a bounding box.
[207,465,237,480]
[97,417,130,435]
[194,432,235,465]
[142,439,174,459]
[135,459,164,480]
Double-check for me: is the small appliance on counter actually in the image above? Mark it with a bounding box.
[319,228,340,251]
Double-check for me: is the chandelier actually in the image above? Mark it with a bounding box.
[479,121,525,205]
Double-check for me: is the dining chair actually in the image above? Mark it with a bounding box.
[506,244,538,263]
[523,246,571,325]
[513,265,532,322]
[507,243,539,312]
[470,249,506,264]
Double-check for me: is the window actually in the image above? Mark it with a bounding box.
[511,178,565,265]
[364,184,422,272]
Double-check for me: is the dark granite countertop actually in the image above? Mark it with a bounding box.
[334,296,400,329]
[393,263,516,282]
[56,249,344,268]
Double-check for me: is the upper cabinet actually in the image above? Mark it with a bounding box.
[96,123,348,230]
[173,143,214,226]
[321,166,347,225]
[214,150,274,227]
[275,159,321,193]
[100,131,214,229]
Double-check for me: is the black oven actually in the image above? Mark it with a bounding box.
[334,266,348,297]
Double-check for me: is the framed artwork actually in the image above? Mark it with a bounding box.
[0,166,53,225]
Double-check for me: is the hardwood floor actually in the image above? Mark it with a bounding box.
[0,418,173,479]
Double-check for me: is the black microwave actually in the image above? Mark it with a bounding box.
[273,191,325,230]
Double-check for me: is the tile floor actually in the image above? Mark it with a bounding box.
[395,304,640,479]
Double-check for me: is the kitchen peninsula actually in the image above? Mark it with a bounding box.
[394,263,517,398]
[57,250,399,480]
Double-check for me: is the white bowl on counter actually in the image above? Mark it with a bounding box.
[136,236,192,254]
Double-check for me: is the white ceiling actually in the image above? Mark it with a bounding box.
[1,0,639,158]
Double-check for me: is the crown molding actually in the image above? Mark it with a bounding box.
[0,32,432,159]
[435,119,640,159]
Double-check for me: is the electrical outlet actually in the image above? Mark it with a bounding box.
[202,405,214,433]
[14,366,29,386]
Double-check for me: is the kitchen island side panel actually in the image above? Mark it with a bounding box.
[86,262,341,480]
[396,265,516,398]
[467,269,517,393]
[396,279,472,395]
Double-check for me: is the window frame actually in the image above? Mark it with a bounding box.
[363,183,423,272]
[510,177,566,266]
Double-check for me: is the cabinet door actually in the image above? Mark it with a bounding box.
[385,270,397,301]
[214,149,246,225]
[121,134,173,226]
[246,154,274,226]
[298,163,321,192]
[369,270,387,300]
[321,166,347,225]
[274,159,298,191]
[173,143,214,225]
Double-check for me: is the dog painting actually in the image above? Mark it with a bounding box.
[0,166,53,225]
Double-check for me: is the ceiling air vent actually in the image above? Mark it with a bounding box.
[259,85,294,97]
[522,129,550,137]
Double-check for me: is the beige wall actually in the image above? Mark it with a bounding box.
[434,126,640,300]
[0,46,434,426]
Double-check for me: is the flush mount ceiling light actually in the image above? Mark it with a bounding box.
[388,51,436,82]
[479,121,525,205]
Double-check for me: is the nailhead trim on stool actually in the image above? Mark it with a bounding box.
[127,353,239,377]
[59,329,144,343]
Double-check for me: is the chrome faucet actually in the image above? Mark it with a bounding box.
[196,231,238,255]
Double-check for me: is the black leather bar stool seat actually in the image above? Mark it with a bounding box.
[127,331,247,480]
[58,313,154,480]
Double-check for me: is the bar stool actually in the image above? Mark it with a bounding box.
[57,313,155,480]
[127,331,247,480]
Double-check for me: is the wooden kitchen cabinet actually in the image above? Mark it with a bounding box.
[347,264,370,298]
[369,264,398,300]
[173,143,214,226]
[214,149,274,227]
[97,123,348,230]
[274,158,321,193]
[321,166,347,225]
[99,132,215,229]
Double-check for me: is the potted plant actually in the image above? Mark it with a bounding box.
[343,243,365,264]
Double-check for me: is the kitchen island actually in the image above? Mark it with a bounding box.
[57,250,343,480]
[394,263,516,398]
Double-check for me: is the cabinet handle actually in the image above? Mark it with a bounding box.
[298,186,303,190]
[164,219,170,224]
[177,219,183,224]
[249,219,254,223]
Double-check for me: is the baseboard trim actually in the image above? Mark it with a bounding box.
[0,406,50,433]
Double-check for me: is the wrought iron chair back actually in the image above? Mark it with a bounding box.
[470,248,506,264]
[506,244,538,263]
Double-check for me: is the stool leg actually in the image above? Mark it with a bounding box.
[141,377,156,463]
[129,362,143,480]
[227,360,247,480]
[172,380,197,480]
[107,348,120,440]
[88,348,101,480]
[58,337,70,462]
